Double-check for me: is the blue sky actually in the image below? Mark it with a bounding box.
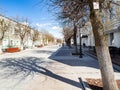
[0,0,63,38]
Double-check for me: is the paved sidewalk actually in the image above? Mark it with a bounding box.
[50,46,101,78]
[50,46,120,79]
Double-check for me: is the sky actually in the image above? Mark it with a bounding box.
[0,0,63,39]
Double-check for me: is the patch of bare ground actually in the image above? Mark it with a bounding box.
[86,78,120,90]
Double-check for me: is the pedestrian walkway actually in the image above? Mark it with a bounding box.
[50,46,101,78]
[50,46,120,79]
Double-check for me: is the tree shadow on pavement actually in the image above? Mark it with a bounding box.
[33,50,54,54]
[0,57,83,89]
[49,48,120,73]
[49,48,100,69]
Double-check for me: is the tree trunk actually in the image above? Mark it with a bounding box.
[0,40,2,53]
[20,40,24,50]
[32,41,35,48]
[73,22,78,53]
[0,39,2,45]
[66,37,71,48]
[89,2,118,90]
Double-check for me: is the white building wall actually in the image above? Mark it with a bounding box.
[87,33,95,46]
[114,32,120,48]
[87,35,91,46]
[108,34,111,46]
[0,14,44,51]
[82,38,88,46]
[91,36,95,46]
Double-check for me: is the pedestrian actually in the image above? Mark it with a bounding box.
[83,43,86,47]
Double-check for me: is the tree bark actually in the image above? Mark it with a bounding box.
[20,40,24,50]
[0,40,2,46]
[73,22,78,53]
[32,41,35,48]
[0,40,2,53]
[89,1,119,90]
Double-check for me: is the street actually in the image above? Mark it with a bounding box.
[0,45,120,90]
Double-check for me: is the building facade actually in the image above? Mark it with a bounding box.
[104,0,120,48]
[0,14,44,52]
[77,1,120,48]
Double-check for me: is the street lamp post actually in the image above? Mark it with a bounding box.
[79,29,82,58]
[78,19,85,58]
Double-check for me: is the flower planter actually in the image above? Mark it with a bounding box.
[6,47,21,53]
[37,45,43,48]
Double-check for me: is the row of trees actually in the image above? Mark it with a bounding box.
[49,0,119,90]
[62,27,73,47]
[0,17,57,51]
[42,31,55,44]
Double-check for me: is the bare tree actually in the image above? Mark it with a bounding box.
[56,38,62,44]
[51,0,88,53]
[15,23,30,50]
[50,0,119,89]
[0,19,11,52]
[42,31,54,45]
[89,1,118,89]
[30,29,40,47]
[62,27,73,47]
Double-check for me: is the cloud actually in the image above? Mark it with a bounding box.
[50,26,63,38]
[36,23,52,28]
[52,26,62,31]
[35,23,63,39]
[21,22,29,25]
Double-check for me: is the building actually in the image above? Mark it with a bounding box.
[104,0,120,48]
[0,14,20,50]
[77,1,120,48]
[0,14,44,52]
[77,21,95,47]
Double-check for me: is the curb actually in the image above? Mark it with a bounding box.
[79,77,92,90]
[113,64,120,72]
[83,51,97,59]
[49,46,62,58]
